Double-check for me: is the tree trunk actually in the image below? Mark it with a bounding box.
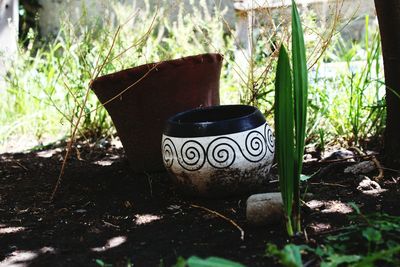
[374,1,400,167]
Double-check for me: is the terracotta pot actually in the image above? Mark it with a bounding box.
[90,53,223,172]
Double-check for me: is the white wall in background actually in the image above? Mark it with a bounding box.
[38,0,112,36]
[37,0,235,36]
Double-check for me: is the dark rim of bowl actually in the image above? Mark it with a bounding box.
[163,105,266,137]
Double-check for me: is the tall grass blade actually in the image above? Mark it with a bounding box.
[275,45,295,236]
[291,0,308,232]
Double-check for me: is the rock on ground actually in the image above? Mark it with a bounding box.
[246,192,283,226]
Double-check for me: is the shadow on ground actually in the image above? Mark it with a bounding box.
[0,142,398,266]
[0,144,282,267]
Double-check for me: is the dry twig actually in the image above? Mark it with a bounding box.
[310,182,348,188]
[14,161,28,171]
[102,220,120,229]
[190,204,244,241]
[318,154,377,164]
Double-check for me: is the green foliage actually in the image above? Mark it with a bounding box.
[275,45,295,235]
[1,18,115,146]
[0,0,387,153]
[95,259,113,267]
[173,257,187,267]
[174,256,245,267]
[307,16,385,146]
[291,0,308,232]
[274,0,308,235]
[318,128,325,153]
[0,0,233,150]
[266,244,303,267]
[187,256,245,267]
[266,211,400,267]
[95,256,244,267]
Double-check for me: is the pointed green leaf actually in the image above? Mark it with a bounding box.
[292,0,308,175]
[291,0,308,233]
[187,256,245,267]
[275,44,294,227]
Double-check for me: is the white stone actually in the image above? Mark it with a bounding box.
[357,176,386,195]
[246,192,283,226]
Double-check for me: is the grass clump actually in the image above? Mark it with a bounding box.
[307,16,385,147]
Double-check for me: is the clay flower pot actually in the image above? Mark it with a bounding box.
[162,105,275,197]
[90,53,223,172]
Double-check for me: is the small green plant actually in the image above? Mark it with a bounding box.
[265,210,400,267]
[265,243,304,267]
[274,0,308,235]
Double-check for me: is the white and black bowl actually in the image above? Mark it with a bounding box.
[161,105,275,197]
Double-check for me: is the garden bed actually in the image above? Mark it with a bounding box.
[0,140,398,266]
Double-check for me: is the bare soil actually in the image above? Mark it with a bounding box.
[0,140,399,266]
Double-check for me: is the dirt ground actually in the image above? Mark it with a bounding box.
[0,139,399,266]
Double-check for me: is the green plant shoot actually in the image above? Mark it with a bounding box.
[292,0,308,232]
[275,45,295,236]
[274,0,308,235]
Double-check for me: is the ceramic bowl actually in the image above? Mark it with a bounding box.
[161,105,274,197]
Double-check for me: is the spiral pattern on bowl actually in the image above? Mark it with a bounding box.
[265,125,275,153]
[244,131,266,162]
[162,138,176,168]
[180,140,206,171]
[162,123,274,172]
[207,137,237,169]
